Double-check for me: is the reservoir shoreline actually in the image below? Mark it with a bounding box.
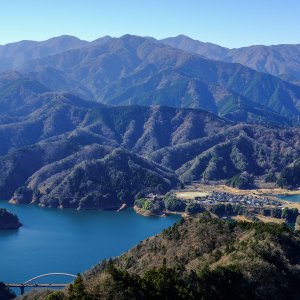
[0,200,180,292]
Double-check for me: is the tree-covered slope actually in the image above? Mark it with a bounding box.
[52,214,300,299]
[0,79,299,208]
[149,124,300,182]
[26,148,179,209]
[278,158,300,188]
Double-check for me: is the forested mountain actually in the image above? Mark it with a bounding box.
[0,76,300,208]
[0,35,90,72]
[161,34,300,83]
[0,35,300,209]
[0,35,114,73]
[7,34,298,126]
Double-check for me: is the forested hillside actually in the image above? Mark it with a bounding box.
[0,75,299,208]
[0,35,299,209]
[278,158,300,188]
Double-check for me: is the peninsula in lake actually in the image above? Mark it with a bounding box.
[0,208,21,229]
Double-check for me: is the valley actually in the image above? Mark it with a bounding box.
[1,30,300,299]
[133,181,300,225]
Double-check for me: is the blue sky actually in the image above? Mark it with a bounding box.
[1,0,299,48]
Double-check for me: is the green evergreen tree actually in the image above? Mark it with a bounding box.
[44,291,65,300]
[67,274,88,300]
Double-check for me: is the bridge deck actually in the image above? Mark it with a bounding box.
[7,283,68,287]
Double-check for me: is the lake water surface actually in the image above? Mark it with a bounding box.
[0,201,180,290]
[273,194,300,203]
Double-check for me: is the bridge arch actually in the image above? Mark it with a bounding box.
[24,273,77,284]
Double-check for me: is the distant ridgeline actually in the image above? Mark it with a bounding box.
[0,35,299,209]
[8,35,300,126]
[22,213,300,300]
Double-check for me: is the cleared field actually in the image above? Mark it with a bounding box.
[175,191,209,200]
[256,215,285,224]
[282,202,300,210]
[176,183,300,200]
[175,184,300,225]
[231,215,252,222]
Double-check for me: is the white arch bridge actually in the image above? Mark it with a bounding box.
[6,272,77,295]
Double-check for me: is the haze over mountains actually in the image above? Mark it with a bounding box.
[3,34,300,84]
[0,35,112,73]
[161,35,300,84]
[0,34,300,208]
[9,35,299,126]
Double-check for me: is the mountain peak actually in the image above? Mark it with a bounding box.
[45,35,88,43]
[174,34,195,40]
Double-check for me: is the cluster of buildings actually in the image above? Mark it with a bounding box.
[144,193,163,201]
[194,191,282,208]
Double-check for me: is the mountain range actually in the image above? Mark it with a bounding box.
[0,35,113,73]
[0,75,299,209]
[0,34,300,208]
[1,34,300,125]
[161,34,300,84]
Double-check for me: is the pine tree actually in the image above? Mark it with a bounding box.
[67,274,88,300]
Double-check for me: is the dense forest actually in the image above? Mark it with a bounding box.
[278,159,300,188]
[0,77,299,208]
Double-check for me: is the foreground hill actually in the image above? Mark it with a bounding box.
[0,77,300,208]
[161,34,300,83]
[21,213,300,299]
[14,35,300,126]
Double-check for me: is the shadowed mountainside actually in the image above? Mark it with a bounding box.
[0,76,300,208]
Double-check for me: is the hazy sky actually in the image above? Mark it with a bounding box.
[1,0,299,48]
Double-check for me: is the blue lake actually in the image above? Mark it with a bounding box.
[273,194,300,203]
[0,201,180,291]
